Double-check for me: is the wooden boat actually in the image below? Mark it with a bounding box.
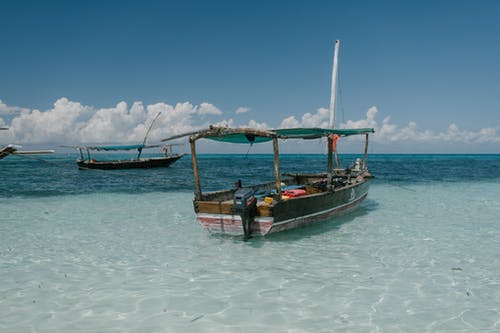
[162,126,373,238]
[74,144,184,170]
[162,40,374,238]
[70,112,183,170]
[1,128,54,160]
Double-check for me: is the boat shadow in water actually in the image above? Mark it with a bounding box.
[210,198,380,245]
[265,199,379,242]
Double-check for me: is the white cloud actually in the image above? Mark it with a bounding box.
[276,105,500,147]
[1,98,499,150]
[437,123,500,144]
[278,107,330,128]
[340,106,500,145]
[243,119,269,129]
[279,116,300,128]
[77,101,140,143]
[198,103,222,116]
[3,98,223,144]
[209,118,269,130]
[11,98,92,143]
[343,106,378,129]
[211,118,235,128]
[0,99,29,115]
[235,107,250,114]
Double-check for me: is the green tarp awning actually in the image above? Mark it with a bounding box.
[162,126,374,144]
[204,127,374,144]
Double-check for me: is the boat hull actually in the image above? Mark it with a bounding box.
[0,145,17,160]
[195,180,370,236]
[77,154,184,170]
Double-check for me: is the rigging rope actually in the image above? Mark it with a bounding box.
[244,143,254,158]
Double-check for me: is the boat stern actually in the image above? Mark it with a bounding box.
[195,212,273,236]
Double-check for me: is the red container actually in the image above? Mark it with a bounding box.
[283,189,307,198]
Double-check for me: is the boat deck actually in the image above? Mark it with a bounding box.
[194,171,365,217]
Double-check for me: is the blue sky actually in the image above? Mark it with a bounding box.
[1,0,499,153]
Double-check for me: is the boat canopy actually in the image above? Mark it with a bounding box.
[162,126,374,144]
[77,144,161,151]
[276,127,374,140]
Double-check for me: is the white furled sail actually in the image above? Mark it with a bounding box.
[329,40,340,129]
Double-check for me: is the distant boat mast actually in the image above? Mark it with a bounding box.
[329,40,340,129]
[137,112,162,159]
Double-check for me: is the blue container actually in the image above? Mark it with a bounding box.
[233,188,255,210]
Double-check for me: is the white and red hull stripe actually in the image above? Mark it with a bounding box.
[196,193,367,236]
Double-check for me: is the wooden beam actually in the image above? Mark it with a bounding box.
[190,137,202,200]
[327,135,333,187]
[273,137,282,199]
[363,133,369,170]
[190,127,276,142]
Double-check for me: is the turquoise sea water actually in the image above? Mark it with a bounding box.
[1,154,499,332]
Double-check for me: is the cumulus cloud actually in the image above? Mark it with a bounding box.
[3,98,224,144]
[438,123,500,144]
[235,107,250,114]
[278,107,330,129]
[0,118,7,128]
[198,103,222,116]
[209,118,269,130]
[1,98,499,149]
[0,99,30,115]
[11,98,92,143]
[277,105,500,146]
[243,119,269,129]
[279,116,300,129]
[343,106,378,129]
[342,106,500,145]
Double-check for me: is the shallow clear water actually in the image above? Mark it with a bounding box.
[1,154,499,332]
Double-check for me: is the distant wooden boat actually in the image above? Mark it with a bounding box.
[74,144,184,170]
[70,112,183,170]
[0,144,18,160]
[1,128,54,160]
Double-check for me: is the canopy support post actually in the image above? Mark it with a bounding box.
[334,149,340,169]
[272,137,282,199]
[327,135,333,188]
[363,133,369,170]
[190,138,202,201]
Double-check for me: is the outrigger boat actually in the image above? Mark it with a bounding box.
[162,126,373,238]
[162,40,374,238]
[0,144,54,160]
[72,143,184,170]
[1,128,54,160]
[68,112,183,170]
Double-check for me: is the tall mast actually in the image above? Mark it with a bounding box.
[138,112,161,159]
[329,40,340,129]
[141,112,162,147]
